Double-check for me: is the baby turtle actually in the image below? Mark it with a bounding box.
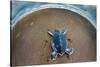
[48,29,74,60]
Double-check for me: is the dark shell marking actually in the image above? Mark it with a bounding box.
[48,30,74,60]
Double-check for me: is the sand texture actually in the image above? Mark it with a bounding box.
[11,8,96,66]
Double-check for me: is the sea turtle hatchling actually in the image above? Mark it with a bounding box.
[48,29,74,60]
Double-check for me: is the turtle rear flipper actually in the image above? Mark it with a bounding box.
[66,48,74,55]
[49,51,57,60]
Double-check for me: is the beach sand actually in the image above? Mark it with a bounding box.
[11,8,96,66]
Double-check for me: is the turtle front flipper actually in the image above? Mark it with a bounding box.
[66,48,74,55]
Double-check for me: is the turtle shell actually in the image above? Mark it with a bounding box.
[51,30,68,54]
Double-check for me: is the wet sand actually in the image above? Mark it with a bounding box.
[11,8,96,66]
